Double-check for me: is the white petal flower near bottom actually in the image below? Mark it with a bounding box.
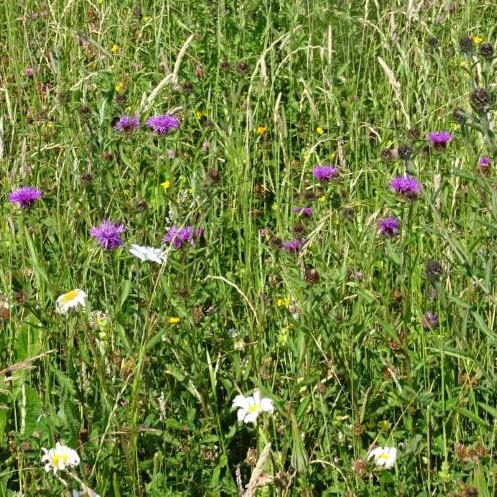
[129,244,166,264]
[232,389,274,424]
[41,442,80,474]
[367,446,397,469]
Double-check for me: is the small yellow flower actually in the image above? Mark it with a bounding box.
[459,60,468,68]
[168,316,180,324]
[318,195,327,203]
[111,44,120,54]
[255,126,267,136]
[195,111,203,119]
[115,82,124,93]
[271,203,278,211]
[449,123,460,131]
[161,180,171,190]
[471,35,484,45]
[316,127,324,135]
[277,297,290,308]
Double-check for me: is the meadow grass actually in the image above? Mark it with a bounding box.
[1,0,497,495]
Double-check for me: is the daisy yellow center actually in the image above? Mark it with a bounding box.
[377,453,390,462]
[248,404,259,413]
[61,290,80,304]
[51,453,68,466]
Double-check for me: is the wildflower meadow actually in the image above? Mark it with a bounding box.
[2,1,497,496]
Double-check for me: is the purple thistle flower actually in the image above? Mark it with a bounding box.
[146,114,180,135]
[427,131,452,150]
[292,206,313,217]
[90,220,126,250]
[312,165,338,182]
[378,217,400,237]
[163,226,203,249]
[390,175,421,200]
[282,239,302,252]
[8,187,42,208]
[113,115,139,132]
[479,156,490,174]
[422,312,438,329]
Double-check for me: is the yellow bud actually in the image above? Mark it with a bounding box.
[255,126,267,136]
[316,127,324,135]
[161,180,171,190]
[168,317,180,324]
[111,44,120,54]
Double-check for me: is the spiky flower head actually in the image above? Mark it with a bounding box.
[146,114,180,135]
[163,226,203,249]
[471,88,491,112]
[90,220,126,250]
[282,239,302,252]
[378,217,400,237]
[312,165,338,182]
[479,42,494,59]
[8,187,42,208]
[113,115,139,132]
[398,144,413,160]
[390,175,421,200]
[459,36,474,54]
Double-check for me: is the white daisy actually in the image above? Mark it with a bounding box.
[367,446,397,469]
[129,244,166,264]
[232,389,274,424]
[56,289,87,315]
[41,442,80,474]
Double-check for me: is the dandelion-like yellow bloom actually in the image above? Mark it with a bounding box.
[168,316,180,324]
[161,180,171,190]
[316,127,324,135]
[471,35,484,45]
[111,44,120,54]
[277,297,290,307]
[255,126,267,136]
[115,82,124,93]
[318,195,327,203]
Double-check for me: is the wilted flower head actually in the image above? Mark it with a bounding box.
[41,442,80,474]
[163,226,203,249]
[282,239,302,252]
[378,217,400,237]
[390,175,421,200]
[113,114,139,132]
[425,259,443,282]
[422,312,438,329]
[129,244,166,264]
[367,447,397,469]
[90,220,125,250]
[427,131,452,149]
[56,289,87,315]
[146,114,180,135]
[8,187,42,208]
[312,165,338,182]
[292,206,313,217]
[232,389,274,424]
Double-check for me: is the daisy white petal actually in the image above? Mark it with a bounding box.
[56,289,87,315]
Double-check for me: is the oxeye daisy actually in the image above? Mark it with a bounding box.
[41,442,80,474]
[367,447,397,469]
[232,389,274,424]
[56,289,87,315]
[129,244,166,264]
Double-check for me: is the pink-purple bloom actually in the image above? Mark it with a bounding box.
[163,226,203,249]
[378,217,400,237]
[8,187,42,208]
[282,239,302,252]
[113,115,139,132]
[312,165,338,182]
[422,312,438,329]
[479,156,490,174]
[292,206,313,216]
[146,114,180,135]
[427,131,452,149]
[390,175,421,200]
[90,220,126,250]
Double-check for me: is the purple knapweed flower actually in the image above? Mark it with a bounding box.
[390,175,421,200]
[113,115,139,132]
[378,217,400,237]
[282,239,302,252]
[422,312,438,329]
[146,114,180,135]
[479,156,490,174]
[312,165,338,182]
[90,220,126,250]
[292,206,313,217]
[427,131,452,150]
[8,187,43,208]
[163,226,203,249]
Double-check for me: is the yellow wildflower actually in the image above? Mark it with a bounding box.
[316,127,324,135]
[111,44,120,54]
[168,316,180,324]
[449,123,460,131]
[255,126,267,136]
[318,195,327,203]
[277,297,290,308]
[161,180,171,190]
[471,35,484,45]
[115,82,124,93]
[195,111,203,119]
